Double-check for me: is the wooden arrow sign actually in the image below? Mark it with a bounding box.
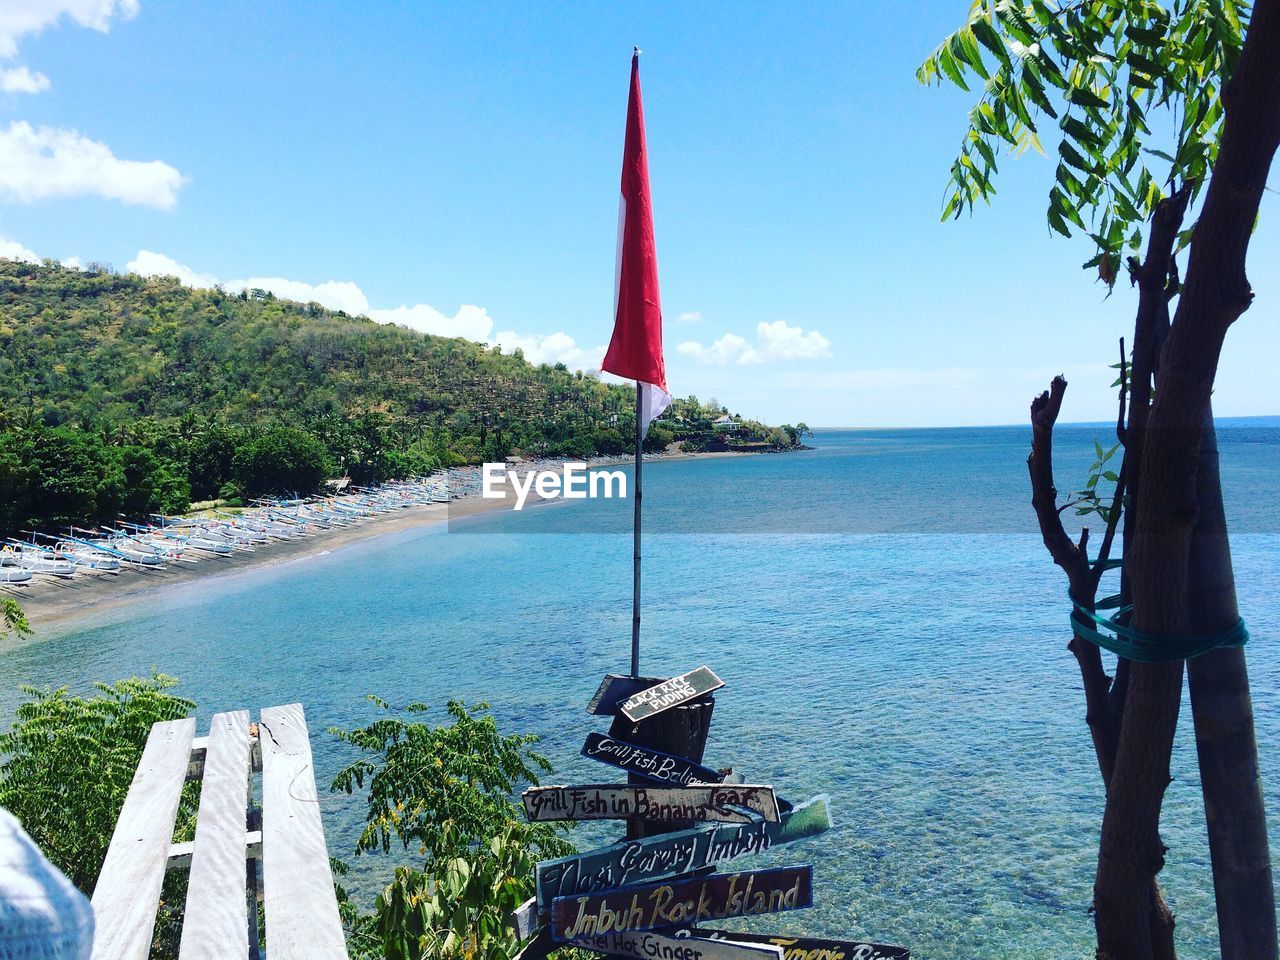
[687,931,910,960]
[571,929,784,960]
[534,794,831,908]
[550,865,813,941]
[581,732,722,786]
[523,784,779,825]
[619,666,724,722]
[588,674,666,715]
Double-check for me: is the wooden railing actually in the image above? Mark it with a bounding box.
[90,704,348,960]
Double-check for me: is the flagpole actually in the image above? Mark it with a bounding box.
[631,382,643,678]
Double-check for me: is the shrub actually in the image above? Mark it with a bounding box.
[0,674,195,892]
[232,425,330,497]
[330,699,574,959]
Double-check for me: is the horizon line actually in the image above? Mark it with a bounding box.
[805,413,1280,431]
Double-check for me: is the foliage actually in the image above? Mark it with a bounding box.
[0,425,191,534]
[919,0,1248,282]
[374,824,543,960]
[1,597,30,635]
[331,698,571,864]
[330,699,575,960]
[1071,436,1123,522]
[0,673,195,892]
[232,424,331,497]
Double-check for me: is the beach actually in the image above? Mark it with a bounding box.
[6,451,755,629]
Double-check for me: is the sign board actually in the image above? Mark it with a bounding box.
[685,931,910,960]
[581,732,721,786]
[509,896,538,941]
[588,674,666,715]
[523,784,779,825]
[535,794,830,908]
[572,929,784,960]
[619,666,725,722]
[550,865,813,941]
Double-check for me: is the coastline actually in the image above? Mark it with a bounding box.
[5,450,760,631]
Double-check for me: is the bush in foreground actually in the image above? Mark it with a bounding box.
[0,679,573,960]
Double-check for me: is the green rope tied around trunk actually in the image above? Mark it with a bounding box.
[1068,559,1249,662]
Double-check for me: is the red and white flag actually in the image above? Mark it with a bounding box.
[601,49,670,439]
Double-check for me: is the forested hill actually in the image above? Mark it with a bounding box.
[0,259,626,446]
[0,259,805,532]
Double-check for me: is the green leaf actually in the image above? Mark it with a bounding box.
[1066,85,1110,110]
[971,16,1009,62]
[938,46,971,90]
[1125,25,1167,46]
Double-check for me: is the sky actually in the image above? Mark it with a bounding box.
[0,1,1276,427]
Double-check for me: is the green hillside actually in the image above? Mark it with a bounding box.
[0,260,629,448]
[0,259,803,533]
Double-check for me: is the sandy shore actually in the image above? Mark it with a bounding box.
[5,451,758,630]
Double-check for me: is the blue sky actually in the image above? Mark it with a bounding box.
[1,1,1276,427]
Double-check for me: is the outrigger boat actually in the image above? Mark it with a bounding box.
[2,543,77,579]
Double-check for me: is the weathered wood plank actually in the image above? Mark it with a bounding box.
[179,709,252,960]
[550,865,813,941]
[687,931,910,960]
[91,717,197,960]
[619,666,723,723]
[510,896,539,940]
[167,830,262,871]
[259,703,347,959]
[572,929,783,960]
[587,674,665,715]
[523,784,778,824]
[581,732,721,786]
[534,795,830,907]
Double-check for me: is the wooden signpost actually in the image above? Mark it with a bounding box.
[588,674,666,715]
[522,783,780,825]
[619,666,724,722]
[534,794,831,907]
[582,731,722,786]
[516,665,909,960]
[571,929,784,960]
[550,865,814,941]
[685,931,910,960]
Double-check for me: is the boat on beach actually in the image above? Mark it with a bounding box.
[10,472,481,596]
[0,567,33,586]
[2,544,78,579]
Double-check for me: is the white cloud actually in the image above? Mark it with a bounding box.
[0,121,184,208]
[493,329,604,369]
[128,249,217,288]
[0,235,39,262]
[226,277,369,315]
[122,248,608,371]
[0,65,49,93]
[677,311,702,324]
[60,254,81,269]
[368,303,496,341]
[679,320,832,365]
[0,0,138,59]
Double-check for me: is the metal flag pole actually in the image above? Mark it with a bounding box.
[631,382,643,678]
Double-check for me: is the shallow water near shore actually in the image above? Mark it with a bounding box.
[3,420,1279,959]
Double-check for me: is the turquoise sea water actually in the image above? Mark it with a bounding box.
[3,420,1279,958]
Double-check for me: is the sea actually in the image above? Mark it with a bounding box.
[3,419,1279,959]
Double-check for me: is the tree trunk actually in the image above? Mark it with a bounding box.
[1094,3,1280,956]
[1187,409,1277,959]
